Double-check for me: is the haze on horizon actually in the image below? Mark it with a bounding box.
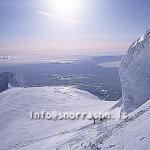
[0,0,150,56]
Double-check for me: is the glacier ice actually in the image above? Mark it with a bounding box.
[119,29,150,112]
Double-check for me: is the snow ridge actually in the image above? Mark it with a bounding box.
[121,29,150,68]
[119,29,150,112]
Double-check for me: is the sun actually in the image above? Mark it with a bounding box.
[50,0,81,18]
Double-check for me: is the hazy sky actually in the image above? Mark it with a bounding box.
[0,0,150,56]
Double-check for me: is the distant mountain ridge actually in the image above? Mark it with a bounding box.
[91,55,122,64]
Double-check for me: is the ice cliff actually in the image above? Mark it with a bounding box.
[119,29,150,113]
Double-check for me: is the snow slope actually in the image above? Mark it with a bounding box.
[119,29,150,112]
[0,86,117,150]
[101,99,150,150]
[35,99,150,150]
[47,100,150,150]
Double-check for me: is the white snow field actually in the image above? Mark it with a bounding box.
[0,86,117,150]
[1,86,149,150]
[101,99,150,150]
[53,99,150,150]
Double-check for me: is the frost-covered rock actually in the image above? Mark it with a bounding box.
[0,72,10,92]
[119,29,150,112]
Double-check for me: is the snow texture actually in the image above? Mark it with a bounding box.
[101,99,150,150]
[119,29,150,112]
[0,86,116,150]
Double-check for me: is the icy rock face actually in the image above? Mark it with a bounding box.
[119,29,150,113]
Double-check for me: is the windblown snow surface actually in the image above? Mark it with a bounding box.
[1,30,150,150]
[0,87,117,150]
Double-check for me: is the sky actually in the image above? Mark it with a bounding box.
[0,0,150,56]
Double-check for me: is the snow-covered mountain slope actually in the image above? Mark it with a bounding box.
[101,99,150,150]
[48,99,150,150]
[119,29,150,112]
[35,99,150,150]
[0,87,117,150]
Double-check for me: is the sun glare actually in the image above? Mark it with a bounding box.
[50,0,82,18]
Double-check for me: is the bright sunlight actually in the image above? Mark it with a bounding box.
[50,0,83,18]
